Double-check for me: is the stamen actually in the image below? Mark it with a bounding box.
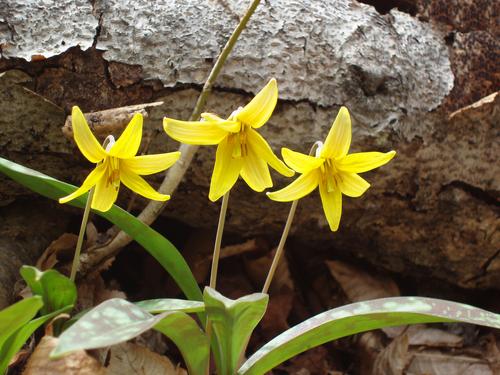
[231,134,242,158]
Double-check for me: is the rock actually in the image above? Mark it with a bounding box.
[0,0,498,290]
[0,200,72,308]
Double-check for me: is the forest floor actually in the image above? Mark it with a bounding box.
[8,212,500,374]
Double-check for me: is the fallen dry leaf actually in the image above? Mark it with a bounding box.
[259,289,294,340]
[220,238,268,259]
[482,334,500,373]
[405,325,463,348]
[357,331,386,375]
[77,273,126,311]
[22,336,105,375]
[405,351,494,375]
[245,247,294,293]
[372,334,409,375]
[279,346,341,375]
[36,233,78,271]
[325,260,400,302]
[326,260,404,337]
[106,342,186,375]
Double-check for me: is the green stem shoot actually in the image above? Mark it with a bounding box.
[69,188,94,282]
[262,142,322,293]
[209,191,230,289]
[261,200,298,293]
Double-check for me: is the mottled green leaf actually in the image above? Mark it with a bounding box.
[0,157,202,302]
[154,312,209,375]
[0,297,43,352]
[51,298,167,358]
[204,287,268,375]
[135,298,205,313]
[238,297,500,374]
[0,306,70,374]
[20,266,76,315]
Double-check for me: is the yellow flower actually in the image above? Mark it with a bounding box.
[163,78,294,202]
[267,107,395,231]
[59,106,180,212]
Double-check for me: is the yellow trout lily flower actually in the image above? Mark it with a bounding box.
[59,106,180,212]
[267,107,396,231]
[163,78,294,201]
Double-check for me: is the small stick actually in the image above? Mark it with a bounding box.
[62,102,163,139]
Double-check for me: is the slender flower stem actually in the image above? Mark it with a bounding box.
[209,192,230,289]
[261,200,298,293]
[69,188,94,282]
[262,142,321,293]
[206,191,230,375]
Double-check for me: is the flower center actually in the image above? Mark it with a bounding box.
[106,157,121,188]
[320,158,338,192]
[230,123,249,158]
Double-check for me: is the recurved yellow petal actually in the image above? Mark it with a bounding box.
[163,118,228,145]
[247,128,294,177]
[71,106,106,163]
[201,113,241,133]
[282,147,324,173]
[92,170,120,212]
[240,147,273,192]
[108,113,143,158]
[209,138,244,201]
[122,151,181,175]
[200,113,225,122]
[236,78,278,129]
[120,166,170,201]
[267,170,319,202]
[336,150,396,173]
[321,106,351,159]
[337,171,370,197]
[319,180,342,231]
[59,163,107,204]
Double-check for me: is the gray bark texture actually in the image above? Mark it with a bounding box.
[0,0,498,306]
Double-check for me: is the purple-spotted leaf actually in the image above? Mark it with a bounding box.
[154,311,209,375]
[238,297,500,374]
[51,298,167,358]
[135,299,205,314]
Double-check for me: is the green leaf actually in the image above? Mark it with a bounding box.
[154,312,209,375]
[135,298,205,313]
[20,266,76,315]
[0,297,43,352]
[0,306,71,375]
[52,298,168,358]
[0,157,202,302]
[238,297,500,374]
[204,287,268,375]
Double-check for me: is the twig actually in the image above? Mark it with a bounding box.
[62,102,163,139]
[79,0,262,275]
